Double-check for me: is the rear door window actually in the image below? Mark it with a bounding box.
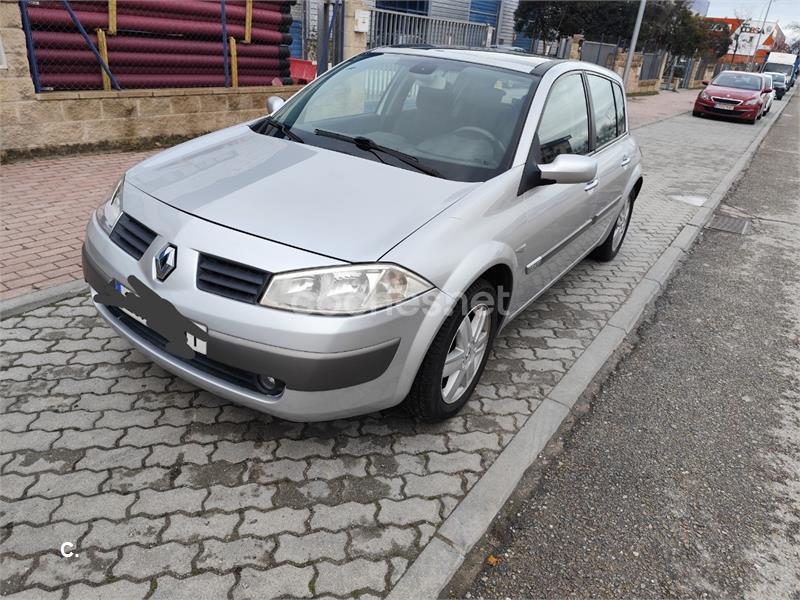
[587,74,618,147]
[612,82,626,136]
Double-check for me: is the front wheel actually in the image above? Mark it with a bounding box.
[405,279,497,421]
[591,195,632,262]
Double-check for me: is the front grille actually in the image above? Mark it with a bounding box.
[711,96,742,105]
[110,213,157,260]
[197,253,271,304]
[105,305,263,392]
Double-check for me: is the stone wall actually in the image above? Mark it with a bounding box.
[0,3,302,158]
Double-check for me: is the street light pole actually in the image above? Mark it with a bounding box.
[748,0,773,71]
[730,26,741,68]
[623,0,647,87]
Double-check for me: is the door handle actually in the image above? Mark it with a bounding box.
[584,179,599,192]
[620,156,631,167]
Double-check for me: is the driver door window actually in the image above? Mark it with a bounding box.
[537,74,590,164]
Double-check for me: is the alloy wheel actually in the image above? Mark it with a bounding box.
[612,197,631,251]
[441,304,491,404]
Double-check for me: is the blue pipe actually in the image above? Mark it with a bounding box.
[60,0,121,90]
[221,0,230,87]
[18,0,42,93]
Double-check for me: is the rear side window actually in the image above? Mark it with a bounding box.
[587,74,617,147]
[537,73,590,164]
[612,82,626,136]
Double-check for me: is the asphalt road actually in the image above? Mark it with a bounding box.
[447,94,800,598]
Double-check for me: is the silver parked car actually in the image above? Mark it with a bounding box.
[84,47,642,422]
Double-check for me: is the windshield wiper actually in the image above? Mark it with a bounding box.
[314,129,441,178]
[259,116,304,143]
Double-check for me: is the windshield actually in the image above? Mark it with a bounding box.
[259,52,538,182]
[763,62,794,76]
[711,72,762,90]
[765,71,787,84]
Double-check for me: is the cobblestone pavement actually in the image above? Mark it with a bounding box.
[626,88,696,129]
[0,90,695,301]
[0,109,774,598]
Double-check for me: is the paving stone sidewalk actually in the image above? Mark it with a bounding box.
[0,107,773,598]
[0,90,696,302]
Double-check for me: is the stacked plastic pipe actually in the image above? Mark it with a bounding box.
[27,0,295,90]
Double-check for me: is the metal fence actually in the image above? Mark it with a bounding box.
[366,8,493,49]
[19,0,294,93]
[640,52,663,80]
[580,40,621,69]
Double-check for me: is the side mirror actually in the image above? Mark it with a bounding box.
[765,87,773,93]
[538,154,598,185]
[702,80,710,86]
[266,95,286,114]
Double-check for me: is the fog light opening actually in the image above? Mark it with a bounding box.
[257,375,286,396]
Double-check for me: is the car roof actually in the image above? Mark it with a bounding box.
[375,45,554,74]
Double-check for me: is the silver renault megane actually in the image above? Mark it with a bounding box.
[83,47,642,422]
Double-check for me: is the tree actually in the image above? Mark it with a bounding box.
[515,0,729,55]
[787,22,800,54]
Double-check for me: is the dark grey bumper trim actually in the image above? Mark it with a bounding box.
[82,245,400,392]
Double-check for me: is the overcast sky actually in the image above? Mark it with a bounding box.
[707,0,800,38]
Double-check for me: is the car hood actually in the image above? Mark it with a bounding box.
[705,85,761,100]
[127,124,477,262]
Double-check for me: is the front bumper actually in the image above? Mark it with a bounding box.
[83,193,451,421]
[694,98,759,119]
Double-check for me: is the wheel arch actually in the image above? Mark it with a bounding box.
[476,263,513,326]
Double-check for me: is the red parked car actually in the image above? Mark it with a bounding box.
[693,71,772,124]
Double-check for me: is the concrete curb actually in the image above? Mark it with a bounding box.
[388,91,795,600]
[0,280,88,319]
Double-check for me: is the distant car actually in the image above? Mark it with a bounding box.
[693,70,769,125]
[760,74,775,114]
[765,71,787,100]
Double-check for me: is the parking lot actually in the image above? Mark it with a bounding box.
[0,99,781,598]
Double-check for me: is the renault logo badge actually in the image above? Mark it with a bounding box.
[154,244,177,281]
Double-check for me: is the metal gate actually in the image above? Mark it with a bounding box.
[581,40,620,69]
[367,8,493,49]
[640,52,663,81]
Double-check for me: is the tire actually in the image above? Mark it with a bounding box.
[591,194,633,262]
[405,279,498,421]
[692,110,701,117]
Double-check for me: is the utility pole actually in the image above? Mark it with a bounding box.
[623,0,647,87]
[748,0,773,71]
[730,24,742,68]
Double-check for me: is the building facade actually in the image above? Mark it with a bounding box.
[706,17,786,66]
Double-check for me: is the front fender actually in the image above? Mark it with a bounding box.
[437,240,517,303]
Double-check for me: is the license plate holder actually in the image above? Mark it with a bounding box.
[714,103,735,110]
[112,279,208,356]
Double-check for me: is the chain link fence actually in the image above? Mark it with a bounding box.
[20,0,295,92]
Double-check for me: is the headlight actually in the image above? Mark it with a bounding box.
[743,96,760,106]
[95,176,124,234]
[260,264,433,315]
[699,90,710,100]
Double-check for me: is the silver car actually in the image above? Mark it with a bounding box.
[83,47,642,422]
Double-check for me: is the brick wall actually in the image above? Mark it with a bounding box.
[0,4,303,159]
